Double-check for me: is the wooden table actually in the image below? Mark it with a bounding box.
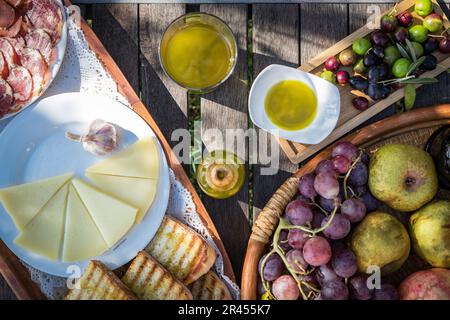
[1,1,449,299]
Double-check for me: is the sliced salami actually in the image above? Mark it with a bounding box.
[6,65,32,103]
[5,0,22,7]
[19,48,46,95]
[0,16,22,38]
[19,14,33,36]
[24,29,53,64]
[0,52,8,78]
[7,35,25,55]
[26,0,62,43]
[0,79,14,117]
[0,37,19,66]
[0,0,15,29]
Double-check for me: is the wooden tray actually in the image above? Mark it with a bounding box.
[279,0,450,164]
[0,2,235,300]
[242,104,450,300]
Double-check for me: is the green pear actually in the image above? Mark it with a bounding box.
[368,144,438,212]
[350,212,410,275]
[410,200,450,268]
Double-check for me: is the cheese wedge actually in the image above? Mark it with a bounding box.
[72,179,138,247]
[15,184,69,261]
[0,173,74,231]
[85,173,157,223]
[63,185,108,262]
[86,138,160,179]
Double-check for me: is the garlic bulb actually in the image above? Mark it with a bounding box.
[66,119,118,156]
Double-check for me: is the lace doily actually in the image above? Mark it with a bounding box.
[4,7,240,300]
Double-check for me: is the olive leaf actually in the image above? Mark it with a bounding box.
[400,77,438,84]
[405,39,417,62]
[404,84,416,111]
[396,43,411,60]
[406,56,426,76]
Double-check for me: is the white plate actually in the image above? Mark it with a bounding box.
[0,93,170,276]
[1,0,68,121]
[249,64,340,145]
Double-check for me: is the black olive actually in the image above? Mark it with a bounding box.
[372,45,385,59]
[349,76,369,91]
[367,83,385,100]
[367,65,389,84]
[363,52,379,67]
[380,85,391,99]
[421,55,437,71]
[367,66,381,83]
[424,38,439,54]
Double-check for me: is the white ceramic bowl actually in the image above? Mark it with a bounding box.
[249,64,340,145]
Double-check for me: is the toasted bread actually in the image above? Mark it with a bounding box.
[64,261,137,300]
[122,251,193,300]
[145,216,216,285]
[190,271,232,300]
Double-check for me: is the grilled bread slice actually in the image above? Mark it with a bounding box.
[190,271,232,300]
[145,216,216,285]
[122,251,193,300]
[65,261,137,300]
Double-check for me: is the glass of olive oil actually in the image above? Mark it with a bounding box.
[196,150,245,199]
[159,13,237,93]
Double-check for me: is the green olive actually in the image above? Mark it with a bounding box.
[407,41,424,58]
[409,25,429,43]
[352,38,372,56]
[415,0,433,17]
[320,70,336,84]
[383,45,401,65]
[392,58,412,78]
[353,58,367,74]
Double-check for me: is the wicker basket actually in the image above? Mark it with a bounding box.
[241,104,450,300]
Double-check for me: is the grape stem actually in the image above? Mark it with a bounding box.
[259,151,363,300]
[259,202,339,300]
[309,202,329,216]
[343,152,363,200]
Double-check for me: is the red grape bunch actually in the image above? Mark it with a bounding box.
[259,141,398,300]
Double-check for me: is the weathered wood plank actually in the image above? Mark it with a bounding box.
[139,4,188,151]
[199,4,250,284]
[300,3,348,65]
[92,4,139,92]
[252,4,300,224]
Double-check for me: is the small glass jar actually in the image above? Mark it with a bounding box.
[196,150,245,199]
[159,12,238,93]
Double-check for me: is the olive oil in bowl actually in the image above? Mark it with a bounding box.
[264,80,317,131]
[160,13,237,92]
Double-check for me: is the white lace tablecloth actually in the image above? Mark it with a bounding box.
[0,7,240,300]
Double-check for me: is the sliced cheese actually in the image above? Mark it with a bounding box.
[72,179,138,247]
[85,173,157,223]
[0,173,74,231]
[86,138,160,179]
[63,185,108,262]
[15,184,69,261]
